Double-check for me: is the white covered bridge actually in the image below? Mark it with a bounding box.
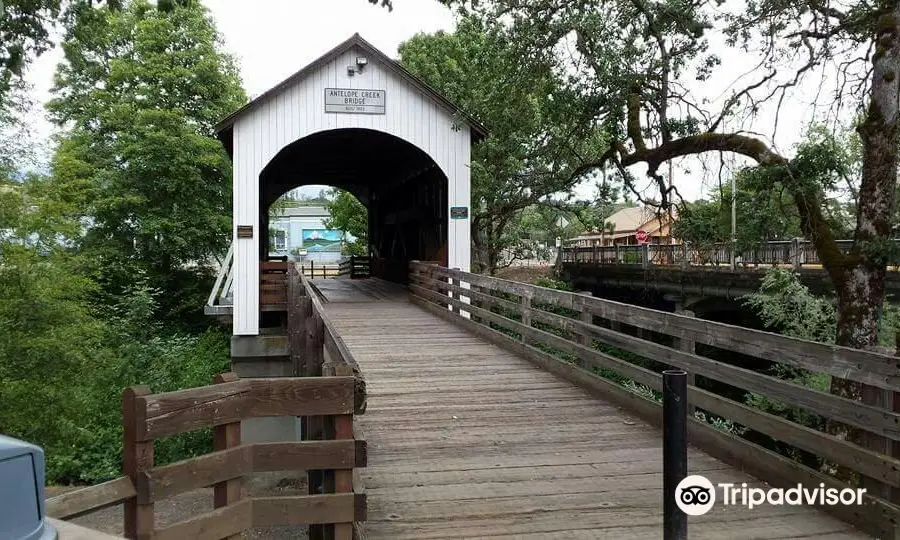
[207,33,485,335]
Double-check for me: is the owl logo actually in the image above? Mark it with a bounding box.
[676,475,716,516]
[680,485,712,505]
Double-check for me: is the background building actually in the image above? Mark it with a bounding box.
[570,206,678,247]
[268,205,348,264]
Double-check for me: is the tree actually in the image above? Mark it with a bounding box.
[674,154,854,249]
[323,188,368,257]
[0,0,62,105]
[440,1,900,362]
[399,18,606,274]
[45,0,245,323]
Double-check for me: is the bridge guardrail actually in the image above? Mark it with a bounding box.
[408,261,900,539]
[561,238,900,270]
[294,267,367,540]
[47,371,367,539]
[46,266,368,540]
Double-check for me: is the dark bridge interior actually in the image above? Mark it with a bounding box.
[259,128,448,281]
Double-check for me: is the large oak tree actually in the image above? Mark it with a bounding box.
[440,1,900,361]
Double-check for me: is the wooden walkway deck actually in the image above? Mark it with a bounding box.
[318,279,868,539]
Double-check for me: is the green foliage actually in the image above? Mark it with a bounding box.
[674,129,855,249]
[0,0,62,103]
[44,0,245,323]
[672,199,723,245]
[533,276,572,292]
[741,267,900,463]
[437,0,897,352]
[399,18,606,273]
[743,268,837,343]
[0,255,230,483]
[323,189,368,257]
[0,0,237,484]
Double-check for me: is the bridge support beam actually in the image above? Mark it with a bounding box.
[230,332,302,492]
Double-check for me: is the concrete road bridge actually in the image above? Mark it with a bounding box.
[559,241,900,304]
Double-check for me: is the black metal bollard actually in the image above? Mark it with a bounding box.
[663,369,688,540]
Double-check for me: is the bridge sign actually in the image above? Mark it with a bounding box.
[636,229,650,244]
[324,88,386,114]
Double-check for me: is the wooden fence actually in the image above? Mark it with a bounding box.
[300,261,344,279]
[338,255,371,279]
[260,260,289,309]
[46,266,367,540]
[409,261,900,539]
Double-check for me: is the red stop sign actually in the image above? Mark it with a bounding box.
[636,229,649,244]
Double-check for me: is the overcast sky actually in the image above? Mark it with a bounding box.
[24,0,831,204]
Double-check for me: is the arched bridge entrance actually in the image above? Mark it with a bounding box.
[209,33,486,335]
[259,128,449,279]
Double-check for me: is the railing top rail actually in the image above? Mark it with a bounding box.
[128,376,359,441]
[298,271,364,376]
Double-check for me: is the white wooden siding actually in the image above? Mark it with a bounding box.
[232,45,472,335]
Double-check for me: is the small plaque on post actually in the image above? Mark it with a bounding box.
[236,225,253,238]
[450,206,469,220]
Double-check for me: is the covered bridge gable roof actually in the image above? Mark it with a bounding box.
[214,33,488,153]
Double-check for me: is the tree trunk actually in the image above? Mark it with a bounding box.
[833,4,900,353]
[827,6,900,496]
[471,219,490,273]
[831,266,886,402]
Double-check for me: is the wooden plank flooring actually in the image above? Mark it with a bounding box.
[310,277,407,303]
[321,281,869,539]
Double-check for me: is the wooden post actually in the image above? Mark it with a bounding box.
[577,297,593,369]
[860,336,900,505]
[672,310,697,416]
[642,243,650,269]
[123,386,153,540]
[333,365,355,540]
[859,384,899,502]
[791,238,801,270]
[306,311,324,377]
[213,373,242,540]
[451,272,460,313]
[305,307,326,540]
[288,267,306,376]
[520,294,532,345]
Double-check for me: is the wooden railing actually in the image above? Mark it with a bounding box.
[47,372,366,539]
[300,261,345,279]
[47,265,368,540]
[560,238,900,269]
[207,242,234,310]
[338,258,352,277]
[260,260,289,308]
[337,257,371,279]
[408,261,900,539]
[349,255,371,279]
[291,266,368,540]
